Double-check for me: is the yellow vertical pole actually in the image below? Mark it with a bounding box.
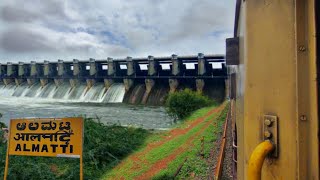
[80,155,83,180]
[4,120,12,180]
[3,144,9,180]
[80,117,84,180]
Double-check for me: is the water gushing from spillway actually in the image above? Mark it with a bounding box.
[103,83,126,103]
[0,82,173,129]
[0,82,125,103]
[0,84,16,97]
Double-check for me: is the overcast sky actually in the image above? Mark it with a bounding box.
[0,0,235,62]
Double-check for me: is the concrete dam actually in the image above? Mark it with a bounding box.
[0,53,227,105]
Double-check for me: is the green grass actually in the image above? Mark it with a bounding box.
[0,103,228,180]
[152,105,228,179]
[0,118,150,180]
[169,105,217,130]
[175,106,228,179]
[103,103,227,179]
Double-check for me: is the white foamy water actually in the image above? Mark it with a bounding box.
[103,83,126,103]
[0,82,173,129]
[0,82,125,103]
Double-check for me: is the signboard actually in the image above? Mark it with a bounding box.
[4,117,84,180]
[8,117,83,157]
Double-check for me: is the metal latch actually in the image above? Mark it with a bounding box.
[263,115,278,157]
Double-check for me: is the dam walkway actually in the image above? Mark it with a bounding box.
[0,54,227,105]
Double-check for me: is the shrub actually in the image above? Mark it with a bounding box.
[0,113,6,129]
[0,118,149,179]
[0,113,6,144]
[165,89,215,121]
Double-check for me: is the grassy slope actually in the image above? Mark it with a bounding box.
[174,104,228,179]
[0,103,228,180]
[103,103,228,179]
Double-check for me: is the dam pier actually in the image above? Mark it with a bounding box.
[0,54,227,105]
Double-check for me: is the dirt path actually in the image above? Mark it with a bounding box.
[136,106,224,179]
[114,105,224,170]
[108,104,226,179]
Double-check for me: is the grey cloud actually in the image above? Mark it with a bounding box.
[161,1,233,43]
[1,0,72,24]
[0,0,235,61]
[1,6,38,23]
[0,28,55,53]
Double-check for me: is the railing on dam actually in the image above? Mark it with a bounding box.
[0,54,225,78]
[0,53,227,98]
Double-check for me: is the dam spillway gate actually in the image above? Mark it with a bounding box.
[0,54,227,105]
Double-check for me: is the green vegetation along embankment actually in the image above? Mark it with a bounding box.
[0,98,228,179]
[165,88,217,120]
[104,102,228,179]
[0,119,150,179]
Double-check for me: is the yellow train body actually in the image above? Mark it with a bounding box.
[229,0,319,179]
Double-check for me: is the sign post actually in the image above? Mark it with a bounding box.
[4,117,84,180]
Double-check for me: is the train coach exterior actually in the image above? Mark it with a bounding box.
[227,0,319,179]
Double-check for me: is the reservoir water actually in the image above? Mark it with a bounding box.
[0,83,173,129]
